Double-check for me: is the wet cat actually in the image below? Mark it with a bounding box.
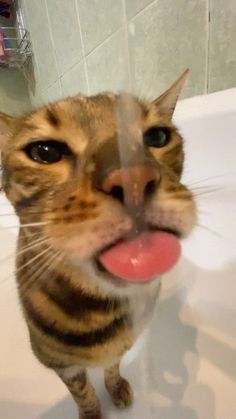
[0,71,196,418]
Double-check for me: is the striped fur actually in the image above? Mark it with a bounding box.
[0,72,197,418]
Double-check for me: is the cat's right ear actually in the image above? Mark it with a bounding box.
[0,112,15,151]
[152,69,189,118]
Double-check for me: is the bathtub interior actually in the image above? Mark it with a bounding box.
[0,89,236,419]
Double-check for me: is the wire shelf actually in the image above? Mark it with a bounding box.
[0,26,32,69]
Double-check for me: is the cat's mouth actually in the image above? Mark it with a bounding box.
[94,227,181,283]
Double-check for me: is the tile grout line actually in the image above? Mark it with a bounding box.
[60,57,84,80]
[77,0,155,63]
[129,0,157,22]
[44,0,62,100]
[205,0,211,94]
[75,0,90,95]
[85,26,121,58]
[41,79,64,98]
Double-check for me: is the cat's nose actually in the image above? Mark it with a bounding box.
[101,165,159,205]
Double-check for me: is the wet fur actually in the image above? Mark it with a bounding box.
[0,73,197,418]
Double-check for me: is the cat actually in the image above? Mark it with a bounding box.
[0,70,196,419]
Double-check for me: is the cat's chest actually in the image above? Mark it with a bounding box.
[128,279,161,331]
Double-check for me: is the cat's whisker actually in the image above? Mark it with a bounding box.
[186,172,236,187]
[18,237,50,252]
[15,246,52,275]
[0,211,47,216]
[0,221,48,228]
[0,224,49,238]
[18,247,51,281]
[17,237,50,256]
[22,249,62,294]
[0,245,53,286]
[196,223,224,239]
[18,222,50,229]
[193,187,225,198]
[39,250,62,281]
[190,185,224,192]
[12,231,41,245]
[0,207,45,217]
[18,253,53,293]
[0,236,50,264]
[0,213,17,216]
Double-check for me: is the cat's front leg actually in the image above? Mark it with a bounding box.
[56,366,102,419]
[104,362,134,408]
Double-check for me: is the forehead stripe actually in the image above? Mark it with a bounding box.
[45,108,60,128]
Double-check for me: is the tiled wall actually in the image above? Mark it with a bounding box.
[20,0,236,108]
[0,69,31,115]
[0,17,31,115]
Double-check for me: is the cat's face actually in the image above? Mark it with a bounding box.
[0,72,197,290]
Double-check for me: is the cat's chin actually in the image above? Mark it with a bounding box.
[66,225,181,295]
[67,253,160,297]
[94,258,132,287]
[91,258,161,297]
[90,226,181,289]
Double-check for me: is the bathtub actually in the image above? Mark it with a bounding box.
[0,88,235,419]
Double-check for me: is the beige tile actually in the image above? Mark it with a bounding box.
[22,0,58,89]
[86,30,128,94]
[22,55,45,109]
[129,0,207,99]
[20,2,44,106]
[0,69,31,116]
[28,90,45,109]
[45,80,63,104]
[61,61,88,97]
[125,0,154,19]
[77,0,123,54]
[46,0,83,76]
[208,0,236,93]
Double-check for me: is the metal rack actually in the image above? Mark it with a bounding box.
[0,25,32,69]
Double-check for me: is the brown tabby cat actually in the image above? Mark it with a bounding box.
[0,71,196,419]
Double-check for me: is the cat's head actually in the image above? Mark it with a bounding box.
[0,71,197,292]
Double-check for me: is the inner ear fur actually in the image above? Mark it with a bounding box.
[153,69,189,118]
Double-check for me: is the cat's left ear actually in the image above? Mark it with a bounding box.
[153,69,189,118]
[0,112,15,151]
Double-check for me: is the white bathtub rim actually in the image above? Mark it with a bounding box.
[175,87,236,122]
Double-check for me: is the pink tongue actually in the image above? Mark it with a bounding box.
[99,231,181,283]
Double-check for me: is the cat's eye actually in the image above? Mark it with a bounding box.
[144,127,170,148]
[24,141,72,164]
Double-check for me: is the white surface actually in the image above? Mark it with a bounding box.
[0,89,236,419]
[175,87,236,122]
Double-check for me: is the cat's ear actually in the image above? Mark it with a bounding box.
[0,112,15,151]
[153,69,189,118]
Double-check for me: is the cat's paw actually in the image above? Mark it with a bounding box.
[80,411,103,419]
[107,377,134,408]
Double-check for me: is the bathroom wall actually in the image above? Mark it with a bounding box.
[0,16,31,116]
[0,69,31,115]
[20,0,236,107]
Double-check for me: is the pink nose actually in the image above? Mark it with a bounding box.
[102,165,158,205]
